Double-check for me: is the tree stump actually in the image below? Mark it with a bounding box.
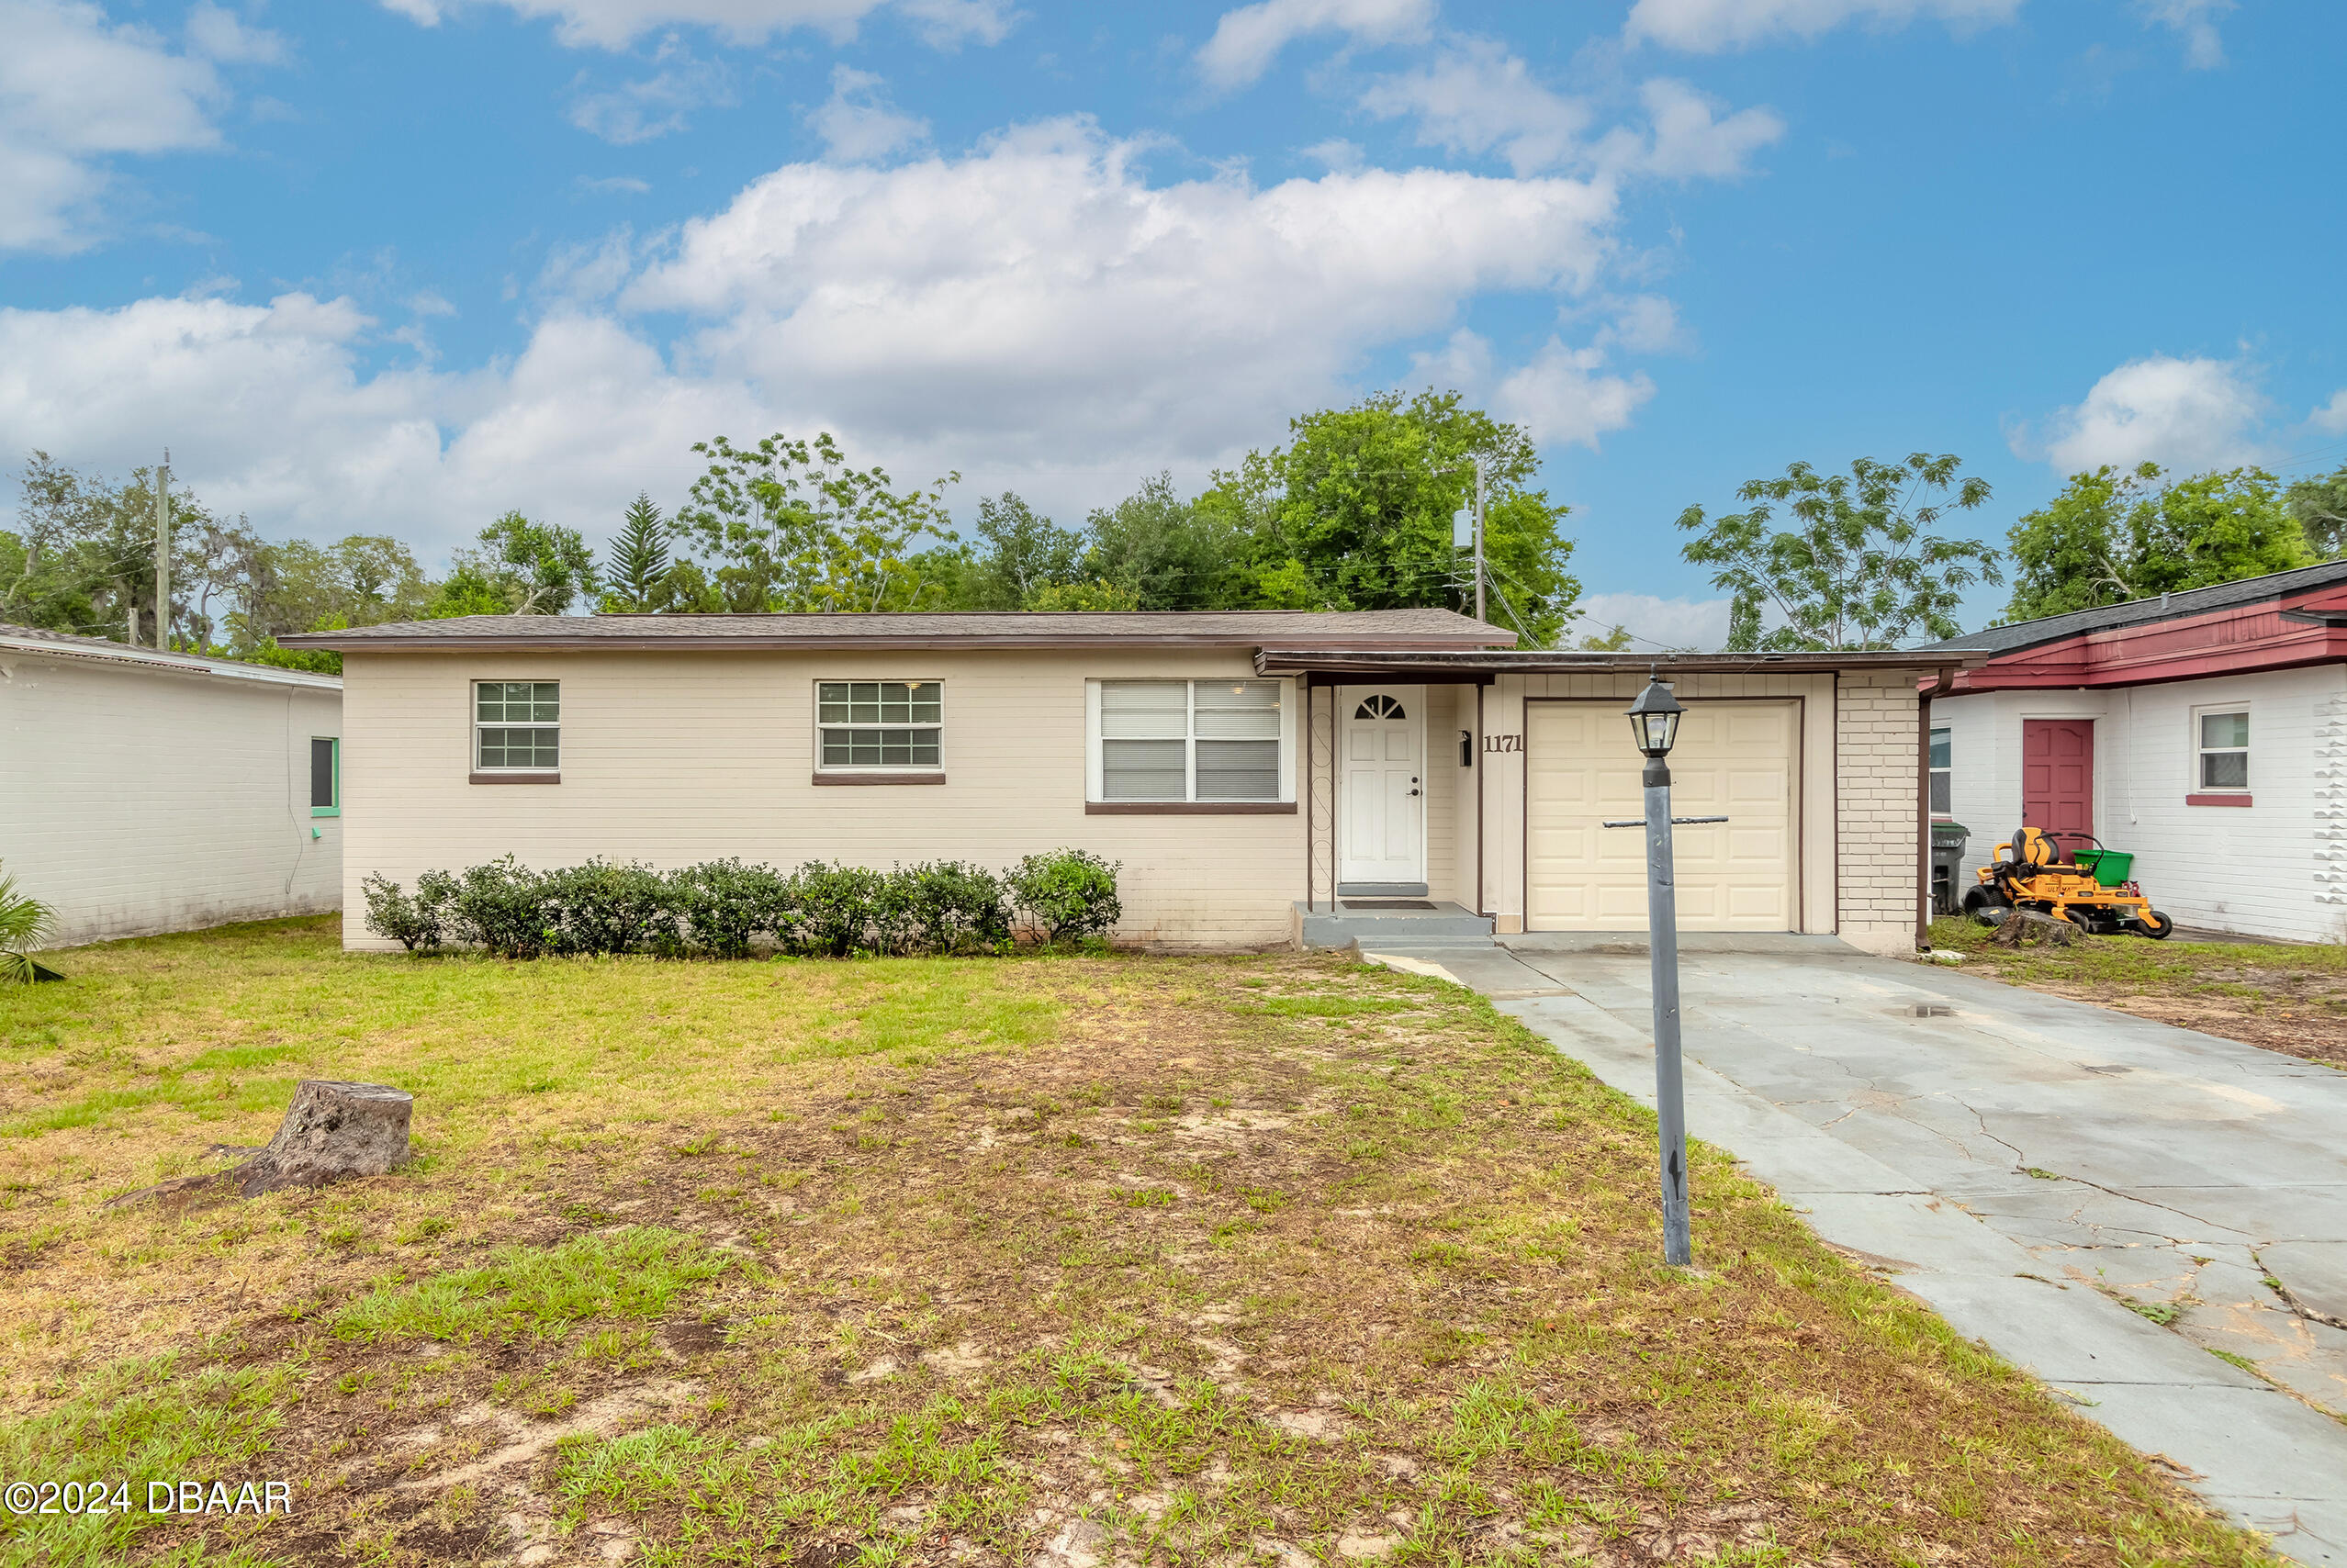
[1987,909,2083,948]
[107,1080,412,1208]
[235,1081,414,1196]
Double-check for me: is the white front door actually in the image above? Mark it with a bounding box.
[1340,689,1424,887]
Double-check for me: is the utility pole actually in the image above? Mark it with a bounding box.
[1472,454,1487,625]
[152,450,172,650]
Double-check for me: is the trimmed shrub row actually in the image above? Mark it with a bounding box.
[360,850,1120,960]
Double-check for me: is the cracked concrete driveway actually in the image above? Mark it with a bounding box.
[1368,932,2347,1566]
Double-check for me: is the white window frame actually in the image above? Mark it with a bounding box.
[2193,704,2251,795]
[814,679,944,774]
[1928,725,1952,818]
[473,680,560,773]
[1085,678,1295,802]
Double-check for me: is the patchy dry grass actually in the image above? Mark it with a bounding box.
[0,917,2280,1565]
[1926,915,2347,1066]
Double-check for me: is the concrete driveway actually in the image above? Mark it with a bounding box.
[1365,932,2347,1566]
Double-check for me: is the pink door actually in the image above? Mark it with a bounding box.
[2022,720,2094,842]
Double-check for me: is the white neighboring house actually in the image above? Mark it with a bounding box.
[0,623,343,946]
[1915,562,2347,943]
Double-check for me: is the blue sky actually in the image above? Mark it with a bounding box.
[3,0,2341,645]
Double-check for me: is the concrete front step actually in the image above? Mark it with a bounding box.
[1293,901,1497,951]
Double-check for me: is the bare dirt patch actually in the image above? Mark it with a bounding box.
[1928,915,2347,1067]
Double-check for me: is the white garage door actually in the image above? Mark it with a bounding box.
[1526,700,1799,932]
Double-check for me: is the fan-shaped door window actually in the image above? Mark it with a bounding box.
[1353,695,1407,722]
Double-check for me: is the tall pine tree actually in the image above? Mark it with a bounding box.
[600,494,671,613]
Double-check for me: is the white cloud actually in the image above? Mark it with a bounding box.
[185,3,287,64]
[566,46,734,143]
[1600,294,1692,355]
[2,122,1643,558]
[2030,354,2268,474]
[1299,137,1363,172]
[1623,0,2020,52]
[1493,337,1655,449]
[1360,47,1780,182]
[1630,77,1784,179]
[2307,389,2347,438]
[2138,0,2231,69]
[377,0,1013,50]
[625,119,1619,460]
[1407,328,1653,450]
[809,65,928,162]
[1574,590,1733,651]
[578,174,654,194]
[1196,0,1434,91]
[1359,37,1589,175]
[0,0,248,252]
[0,293,764,558]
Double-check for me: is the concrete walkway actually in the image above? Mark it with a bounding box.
[1363,932,2347,1566]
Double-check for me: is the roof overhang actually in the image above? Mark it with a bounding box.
[0,631,341,691]
[1255,647,1986,680]
[289,631,1510,654]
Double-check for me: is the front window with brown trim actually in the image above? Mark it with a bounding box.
[1088,678,1291,805]
[475,681,559,772]
[818,681,941,773]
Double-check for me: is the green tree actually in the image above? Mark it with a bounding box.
[2285,463,2347,560]
[966,492,1085,610]
[438,511,599,616]
[1209,389,1579,644]
[2,452,238,646]
[1678,454,2002,650]
[1082,473,1249,611]
[423,565,517,620]
[3,452,113,633]
[599,494,672,613]
[242,534,434,643]
[2003,464,2311,622]
[675,432,956,613]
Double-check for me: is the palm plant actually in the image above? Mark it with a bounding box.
[0,865,61,983]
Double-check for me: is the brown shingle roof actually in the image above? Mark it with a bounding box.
[282,608,1514,653]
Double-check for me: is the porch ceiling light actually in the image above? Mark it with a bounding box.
[1625,674,1683,758]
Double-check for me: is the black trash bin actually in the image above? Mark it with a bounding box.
[1929,821,1970,917]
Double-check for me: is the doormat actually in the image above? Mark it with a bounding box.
[1342,900,1438,911]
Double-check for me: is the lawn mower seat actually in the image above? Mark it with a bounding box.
[2002,826,2074,881]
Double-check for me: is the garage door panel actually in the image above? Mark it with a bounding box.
[1595,885,1651,920]
[1526,700,1798,933]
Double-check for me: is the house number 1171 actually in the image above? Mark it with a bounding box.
[1483,734,1524,754]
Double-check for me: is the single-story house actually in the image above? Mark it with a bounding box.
[1,622,343,946]
[1915,560,2347,943]
[285,610,1974,956]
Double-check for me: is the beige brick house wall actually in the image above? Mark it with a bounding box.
[1835,670,1929,954]
[340,647,1314,952]
[338,644,1927,955]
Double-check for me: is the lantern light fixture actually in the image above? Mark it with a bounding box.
[1625,672,1684,759]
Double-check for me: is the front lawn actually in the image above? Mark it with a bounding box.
[1,918,2274,1566]
[1926,915,2347,1067]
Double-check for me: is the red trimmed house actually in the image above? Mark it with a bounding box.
[1915,561,2347,941]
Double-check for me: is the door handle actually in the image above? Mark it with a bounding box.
[1409,788,1421,796]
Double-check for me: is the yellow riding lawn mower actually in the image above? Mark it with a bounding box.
[1960,827,2175,939]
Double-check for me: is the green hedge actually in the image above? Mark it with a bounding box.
[359,849,1120,959]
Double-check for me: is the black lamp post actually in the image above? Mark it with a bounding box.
[1627,674,1692,1267]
